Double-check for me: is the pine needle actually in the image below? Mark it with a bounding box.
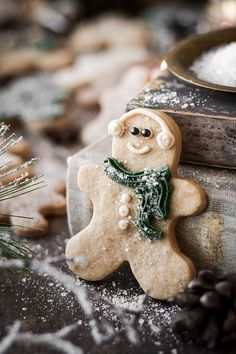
[0,122,43,263]
[0,234,34,261]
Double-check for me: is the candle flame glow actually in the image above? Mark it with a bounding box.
[160,60,168,71]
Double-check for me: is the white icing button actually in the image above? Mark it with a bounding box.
[119,219,129,230]
[120,193,131,204]
[119,205,129,217]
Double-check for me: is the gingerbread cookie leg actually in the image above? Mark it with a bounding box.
[66,224,124,281]
[128,233,196,299]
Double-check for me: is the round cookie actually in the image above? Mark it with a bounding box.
[66,108,207,299]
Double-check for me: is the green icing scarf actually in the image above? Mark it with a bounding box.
[104,157,172,240]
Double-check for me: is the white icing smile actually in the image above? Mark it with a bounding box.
[127,142,151,155]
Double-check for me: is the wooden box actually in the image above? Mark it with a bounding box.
[128,73,236,168]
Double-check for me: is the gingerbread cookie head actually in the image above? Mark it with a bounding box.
[108,109,182,173]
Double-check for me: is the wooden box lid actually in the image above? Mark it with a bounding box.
[127,73,236,169]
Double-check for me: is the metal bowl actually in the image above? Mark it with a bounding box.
[165,27,236,93]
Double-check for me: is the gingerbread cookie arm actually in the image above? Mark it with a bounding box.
[78,163,103,200]
[170,178,207,218]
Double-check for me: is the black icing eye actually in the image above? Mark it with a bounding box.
[130,127,140,136]
[141,128,152,138]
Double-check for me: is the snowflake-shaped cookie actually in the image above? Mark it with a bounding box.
[0,74,70,124]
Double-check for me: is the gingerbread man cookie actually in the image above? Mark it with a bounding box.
[0,176,66,237]
[69,15,151,54]
[66,108,207,299]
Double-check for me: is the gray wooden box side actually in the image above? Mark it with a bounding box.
[127,75,236,168]
[67,136,236,273]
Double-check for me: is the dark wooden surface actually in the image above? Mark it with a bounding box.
[0,216,235,354]
[128,73,236,168]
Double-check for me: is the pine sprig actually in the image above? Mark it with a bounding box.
[0,233,33,261]
[0,122,43,262]
[0,174,45,201]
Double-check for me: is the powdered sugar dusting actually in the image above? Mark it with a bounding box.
[127,73,229,118]
[0,231,186,353]
[142,80,210,111]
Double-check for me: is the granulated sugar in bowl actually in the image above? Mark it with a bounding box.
[191,42,236,87]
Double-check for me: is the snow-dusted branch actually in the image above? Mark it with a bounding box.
[0,321,83,354]
[0,321,21,354]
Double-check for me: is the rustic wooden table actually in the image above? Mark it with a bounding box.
[0,214,234,354]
